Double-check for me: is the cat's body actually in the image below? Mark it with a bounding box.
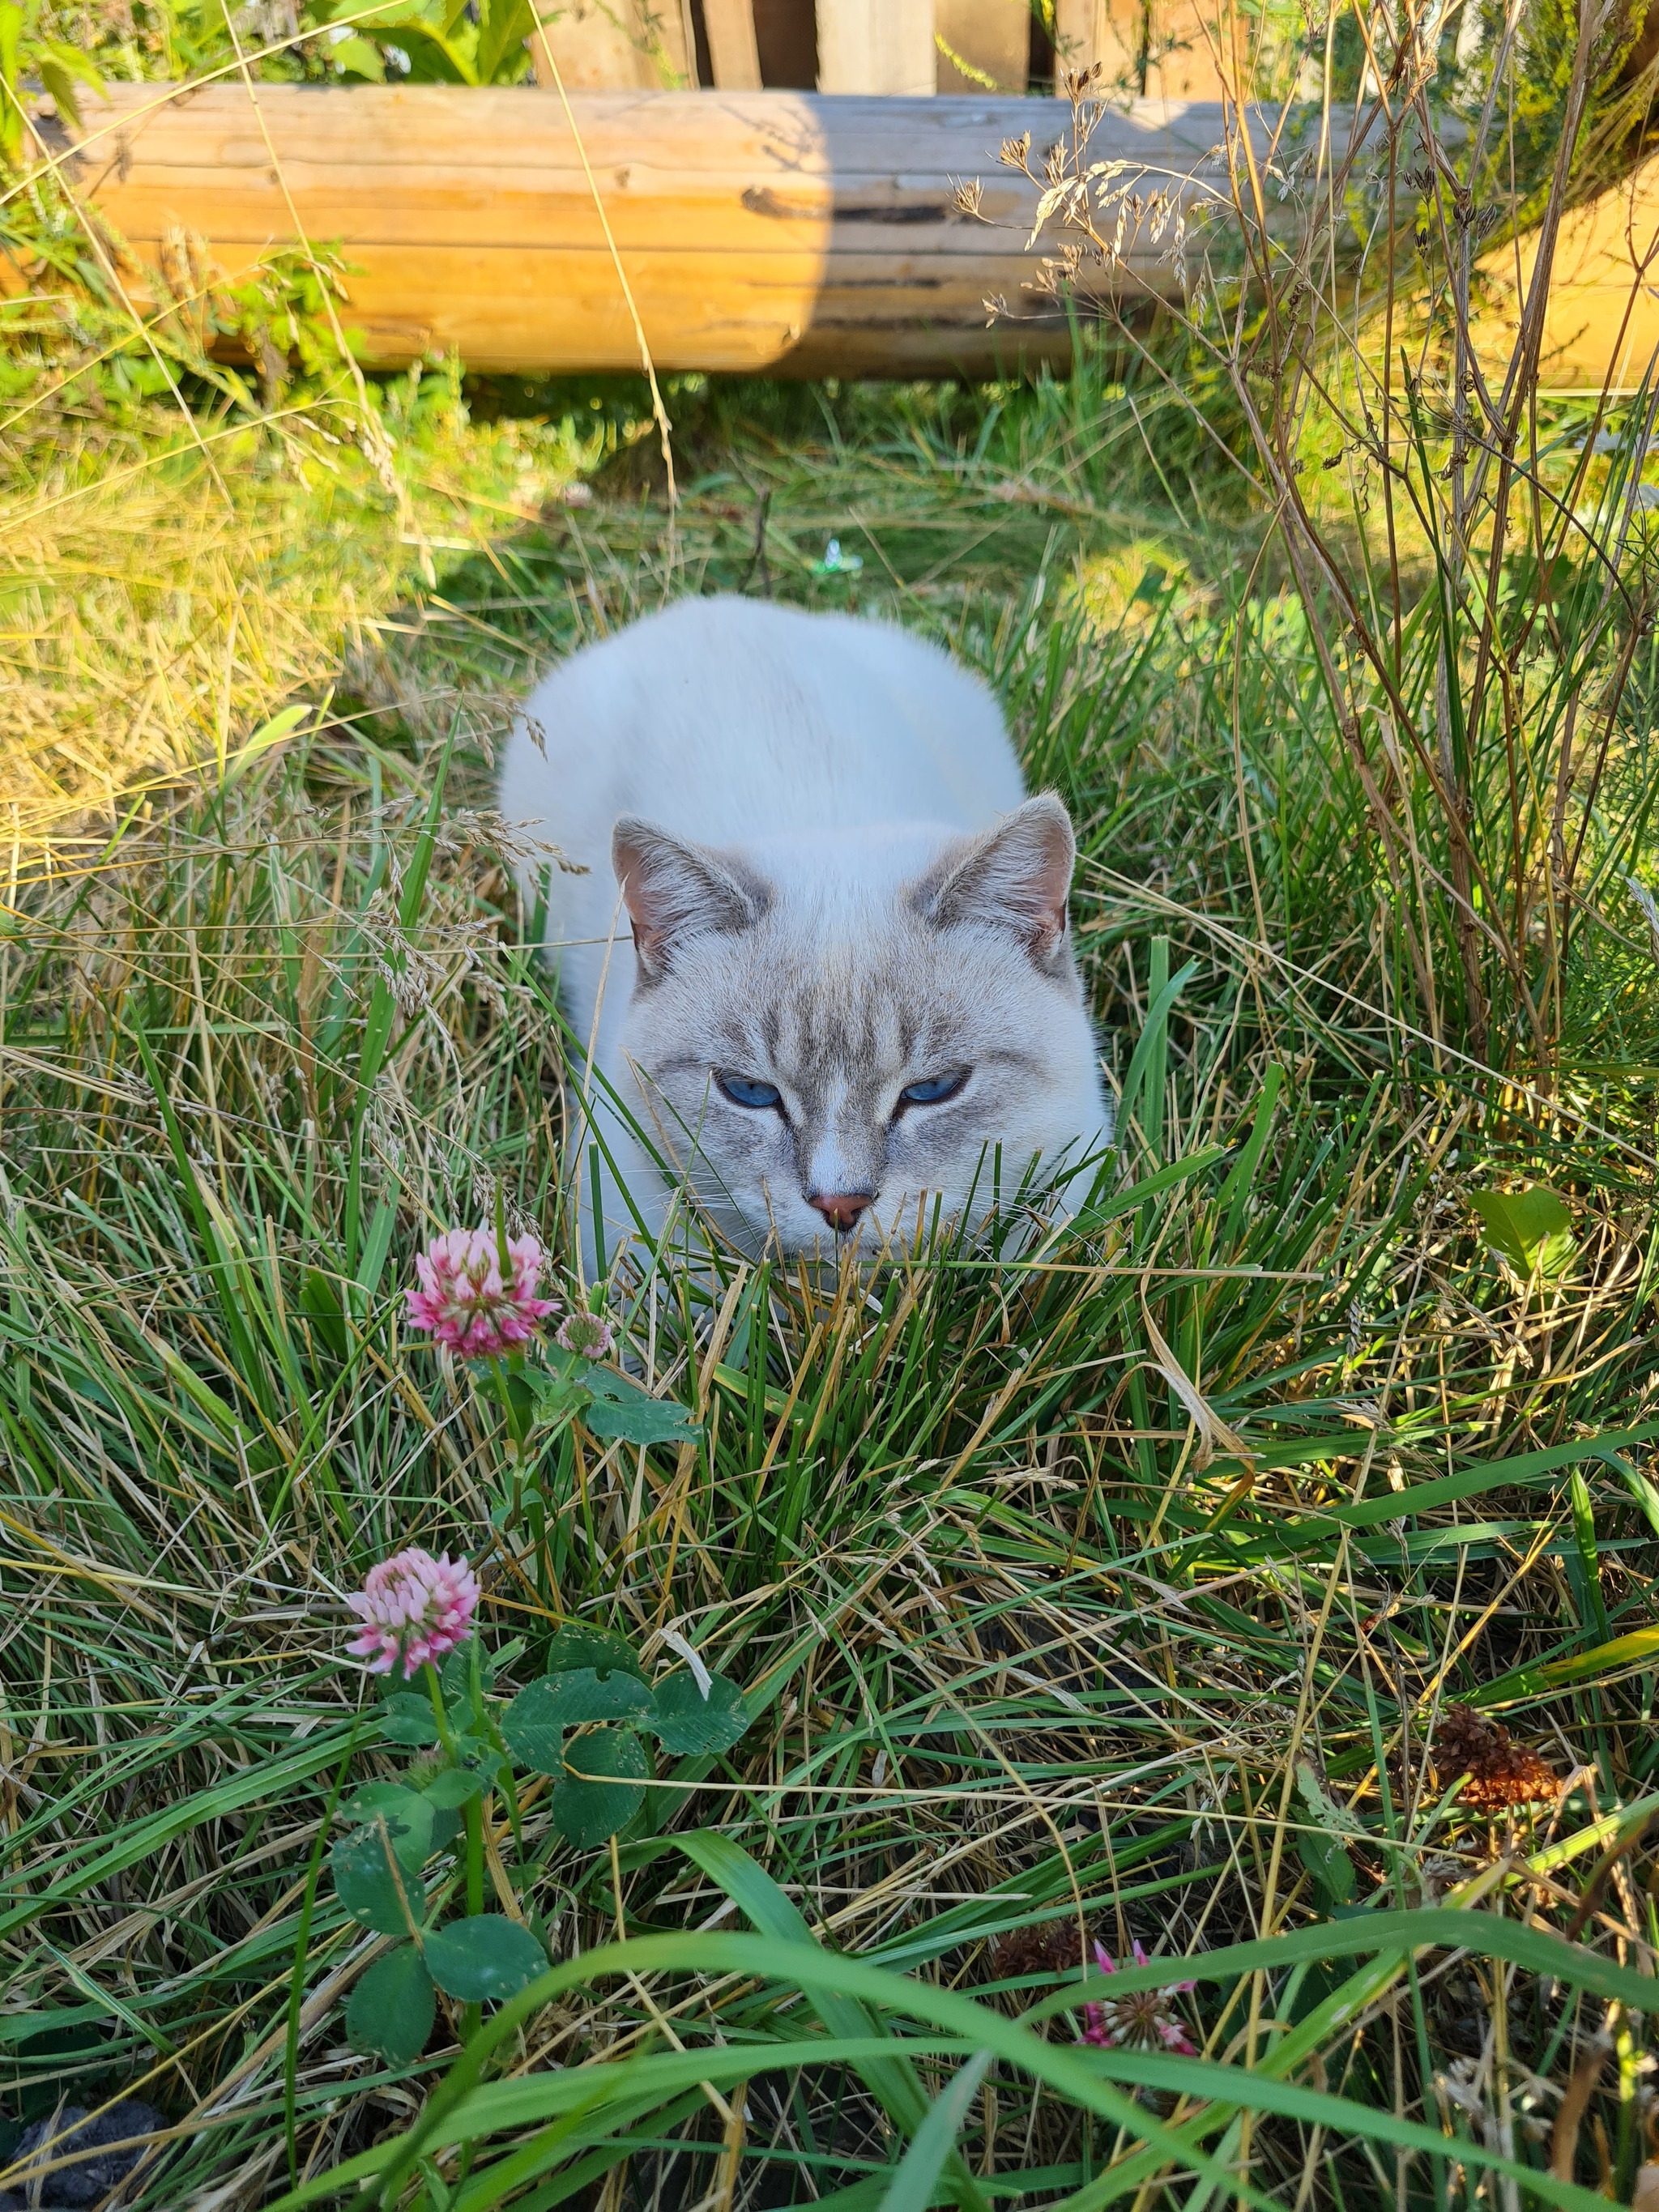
[500,596,1107,1267]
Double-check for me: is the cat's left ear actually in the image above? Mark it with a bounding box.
[911,794,1076,973]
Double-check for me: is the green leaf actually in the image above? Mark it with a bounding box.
[331,1823,421,1934]
[1113,957,1200,1144]
[582,1377,702,1446]
[423,1915,547,2002]
[1063,1145,1228,1238]
[300,1268,348,1359]
[342,1786,433,1873]
[877,2051,993,2212]
[301,1926,1636,2212]
[346,1943,435,2063]
[475,0,533,80]
[1597,1447,1659,1539]
[524,1353,585,1400]
[37,55,87,129]
[646,1672,749,1756]
[437,1643,495,1709]
[453,1733,505,1779]
[1293,1765,1359,1910]
[503,1670,651,1774]
[551,1728,649,1848]
[543,1624,646,1681]
[1470,1186,1576,1280]
[379,18,474,79]
[423,1767,484,1809]
[328,32,386,76]
[1294,1826,1356,1910]
[542,1669,653,1726]
[674,1833,994,2212]
[380,1691,441,1746]
[1246,1424,1659,1554]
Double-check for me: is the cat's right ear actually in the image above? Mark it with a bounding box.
[612,818,771,982]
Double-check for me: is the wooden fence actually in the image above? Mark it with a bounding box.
[536,0,1232,100]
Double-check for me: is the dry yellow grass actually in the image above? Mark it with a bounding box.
[0,386,586,849]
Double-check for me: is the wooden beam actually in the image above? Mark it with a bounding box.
[703,0,764,87]
[71,83,1250,377]
[816,0,936,93]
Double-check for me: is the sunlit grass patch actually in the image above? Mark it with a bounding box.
[4,401,1659,2197]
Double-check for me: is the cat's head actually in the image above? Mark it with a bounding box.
[606,796,1107,1258]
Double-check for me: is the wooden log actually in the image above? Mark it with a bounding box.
[70,84,1241,377]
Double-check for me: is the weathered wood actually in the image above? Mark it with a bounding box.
[936,0,1030,92]
[704,0,764,89]
[529,0,691,92]
[73,84,1238,377]
[816,0,936,94]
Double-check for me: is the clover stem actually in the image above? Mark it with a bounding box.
[463,1796,485,1919]
[489,1357,525,1495]
[421,1661,458,1759]
[430,1652,486,2039]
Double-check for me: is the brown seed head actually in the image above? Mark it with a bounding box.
[1434,1704,1559,1811]
[991,1920,1088,1981]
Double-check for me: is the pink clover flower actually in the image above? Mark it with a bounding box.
[347,1547,480,1678]
[405,1227,557,1359]
[556,1311,615,1359]
[1081,1941,1197,2054]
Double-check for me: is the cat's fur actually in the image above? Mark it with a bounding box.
[500,596,1108,1267]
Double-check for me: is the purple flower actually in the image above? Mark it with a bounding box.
[1081,1941,1197,2054]
[347,1548,480,1678]
[405,1227,557,1359]
[556,1310,615,1359]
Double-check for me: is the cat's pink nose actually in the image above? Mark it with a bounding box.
[808,1191,875,1234]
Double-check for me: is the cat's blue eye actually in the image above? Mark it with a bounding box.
[898,1072,969,1108]
[716,1073,783,1111]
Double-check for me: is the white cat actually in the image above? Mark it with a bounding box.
[500,596,1108,1270]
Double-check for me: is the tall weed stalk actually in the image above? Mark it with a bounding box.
[1009,0,1659,1081]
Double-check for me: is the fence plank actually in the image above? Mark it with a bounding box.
[936,0,1030,92]
[704,0,765,88]
[816,0,936,93]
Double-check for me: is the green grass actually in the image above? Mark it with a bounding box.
[3,359,1659,2211]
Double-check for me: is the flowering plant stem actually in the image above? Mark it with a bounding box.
[490,1356,527,1519]
[422,1659,486,2037]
